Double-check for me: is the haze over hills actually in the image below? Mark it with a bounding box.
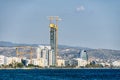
[0,41,120,61]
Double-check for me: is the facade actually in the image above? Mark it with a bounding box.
[80,50,88,61]
[36,45,54,67]
[12,57,21,63]
[71,50,89,67]
[50,23,58,66]
[57,59,65,67]
[112,61,120,67]
[0,56,21,66]
[48,50,54,66]
[38,58,47,67]
[0,55,5,65]
[75,58,88,67]
[4,57,12,65]
[37,48,40,59]
[32,59,40,66]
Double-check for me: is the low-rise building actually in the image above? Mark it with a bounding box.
[112,61,120,67]
[75,58,88,67]
[37,58,48,67]
[4,57,12,65]
[32,59,39,66]
[57,59,65,67]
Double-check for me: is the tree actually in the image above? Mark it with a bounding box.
[9,64,13,68]
[28,64,34,67]
[16,63,24,68]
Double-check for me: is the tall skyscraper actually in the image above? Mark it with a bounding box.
[50,23,57,66]
[49,16,61,66]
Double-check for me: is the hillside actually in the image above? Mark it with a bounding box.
[0,41,120,61]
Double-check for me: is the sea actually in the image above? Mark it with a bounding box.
[0,69,120,80]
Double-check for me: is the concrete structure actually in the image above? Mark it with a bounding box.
[0,55,5,65]
[36,45,54,67]
[48,50,54,66]
[57,59,65,67]
[49,16,61,66]
[76,58,88,67]
[37,58,48,67]
[112,61,120,67]
[12,57,21,63]
[0,56,21,66]
[37,48,41,59]
[32,59,40,66]
[71,50,89,67]
[4,57,13,65]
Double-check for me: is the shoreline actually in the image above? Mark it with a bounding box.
[0,67,119,70]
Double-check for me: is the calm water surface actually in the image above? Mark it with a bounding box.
[0,69,120,80]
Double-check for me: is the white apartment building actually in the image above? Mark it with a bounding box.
[36,45,54,67]
[4,57,12,65]
[32,59,39,66]
[37,58,48,67]
[57,59,65,67]
[48,50,53,66]
[75,58,88,67]
[0,55,5,65]
[112,61,120,67]
[12,57,21,63]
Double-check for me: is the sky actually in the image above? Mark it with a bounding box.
[0,0,120,50]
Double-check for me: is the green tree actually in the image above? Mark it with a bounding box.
[28,64,34,67]
[16,63,24,68]
[9,64,13,68]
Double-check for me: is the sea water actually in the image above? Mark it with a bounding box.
[0,69,119,80]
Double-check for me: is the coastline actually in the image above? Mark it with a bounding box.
[0,67,119,70]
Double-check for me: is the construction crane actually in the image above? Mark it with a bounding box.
[16,46,33,64]
[48,16,61,66]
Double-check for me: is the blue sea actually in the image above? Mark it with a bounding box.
[0,69,120,80]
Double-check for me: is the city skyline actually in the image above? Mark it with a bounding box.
[0,0,120,50]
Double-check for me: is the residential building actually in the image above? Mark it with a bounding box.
[0,55,5,65]
[75,58,87,67]
[57,59,65,67]
[112,61,120,67]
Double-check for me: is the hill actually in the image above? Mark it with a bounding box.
[0,41,120,61]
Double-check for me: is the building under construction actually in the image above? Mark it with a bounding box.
[49,16,61,66]
[15,16,61,66]
[16,46,33,64]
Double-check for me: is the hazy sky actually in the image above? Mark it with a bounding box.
[0,0,120,50]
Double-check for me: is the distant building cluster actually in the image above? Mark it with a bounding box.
[36,45,55,67]
[0,45,66,68]
[0,47,120,68]
[75,50,88,67]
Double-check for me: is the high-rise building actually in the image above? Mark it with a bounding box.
[49,16,61,66]
[37,48,40,59]
[48,50,54,66]
[0,55,5,65]
[80,50,88,61]
[36,45,54,67]
[50,23,57,66]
